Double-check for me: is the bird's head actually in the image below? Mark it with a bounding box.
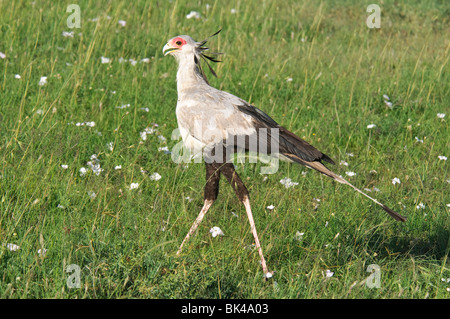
[163,29,222,78]
[162,35,197,57]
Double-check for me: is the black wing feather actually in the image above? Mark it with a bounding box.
[236,101,335,165]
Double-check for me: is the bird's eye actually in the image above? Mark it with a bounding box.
[176,40,182,46]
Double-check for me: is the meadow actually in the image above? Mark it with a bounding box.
[0,0,448,299]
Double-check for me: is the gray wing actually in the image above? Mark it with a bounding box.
[176,87,334,165]
[175,89,257,152]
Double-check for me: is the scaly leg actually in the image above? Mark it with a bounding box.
[219,163,271,277]
[176,163,220,255]
[176,199,214,255]
[242,195,269,275]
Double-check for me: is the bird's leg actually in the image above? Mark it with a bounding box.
[242,195,270,276]
[176,163,220,255]
[176,199,213,255]
[219,163,271,277]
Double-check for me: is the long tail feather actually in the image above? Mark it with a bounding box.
[284,154,407,222]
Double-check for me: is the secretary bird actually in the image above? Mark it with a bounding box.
[162,30,406,278]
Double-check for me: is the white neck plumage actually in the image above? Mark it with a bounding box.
[175,53,209,95]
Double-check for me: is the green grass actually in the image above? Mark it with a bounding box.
[0,0,448,299]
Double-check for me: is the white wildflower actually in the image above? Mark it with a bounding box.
[266,205,275,210]
[76,121,95,127]
[158,146,170,154]
[62,31,74,37]
[15,74,21,79]
[384,101,393,108]
[264,272,273,279]
[392,177,401,185]
[340,160,349,166]
[87,191,96,199]
[87,155,103,176]
[130,183,139,190]
[38,248,47,257]
[158,135,167,142]
[6,243,20,251]
[383,94,390,101]
[437,113,445,119]
[140,58,151,63]
[367,124,376,129]
[61,164,68,169]
[0,52,5,59]
[90,164,103,176]
[106,142,113,151]
[114,165,122,170]
[210,226,224,238]
[325,269,334,277]
[38,76,47,86]
[295,231,305,241]
[280,177,298,188]
[101,56,111,64]
[414,137,424,143]
[140,127,156,141]
[346,171,356,177]
[79,167,88,176]
[118,20,126,27]
[438,155,447,161]
[150,172,161,181]
[186,11,201,19]
[145,127,156,134]
[116,103,130,109]
[416,202,425,209]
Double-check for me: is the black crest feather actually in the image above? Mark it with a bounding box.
[195,29,223,79]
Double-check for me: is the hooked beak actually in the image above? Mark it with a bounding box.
[163,43,179,56]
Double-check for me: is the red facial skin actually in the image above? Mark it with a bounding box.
[170,37,187,48]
